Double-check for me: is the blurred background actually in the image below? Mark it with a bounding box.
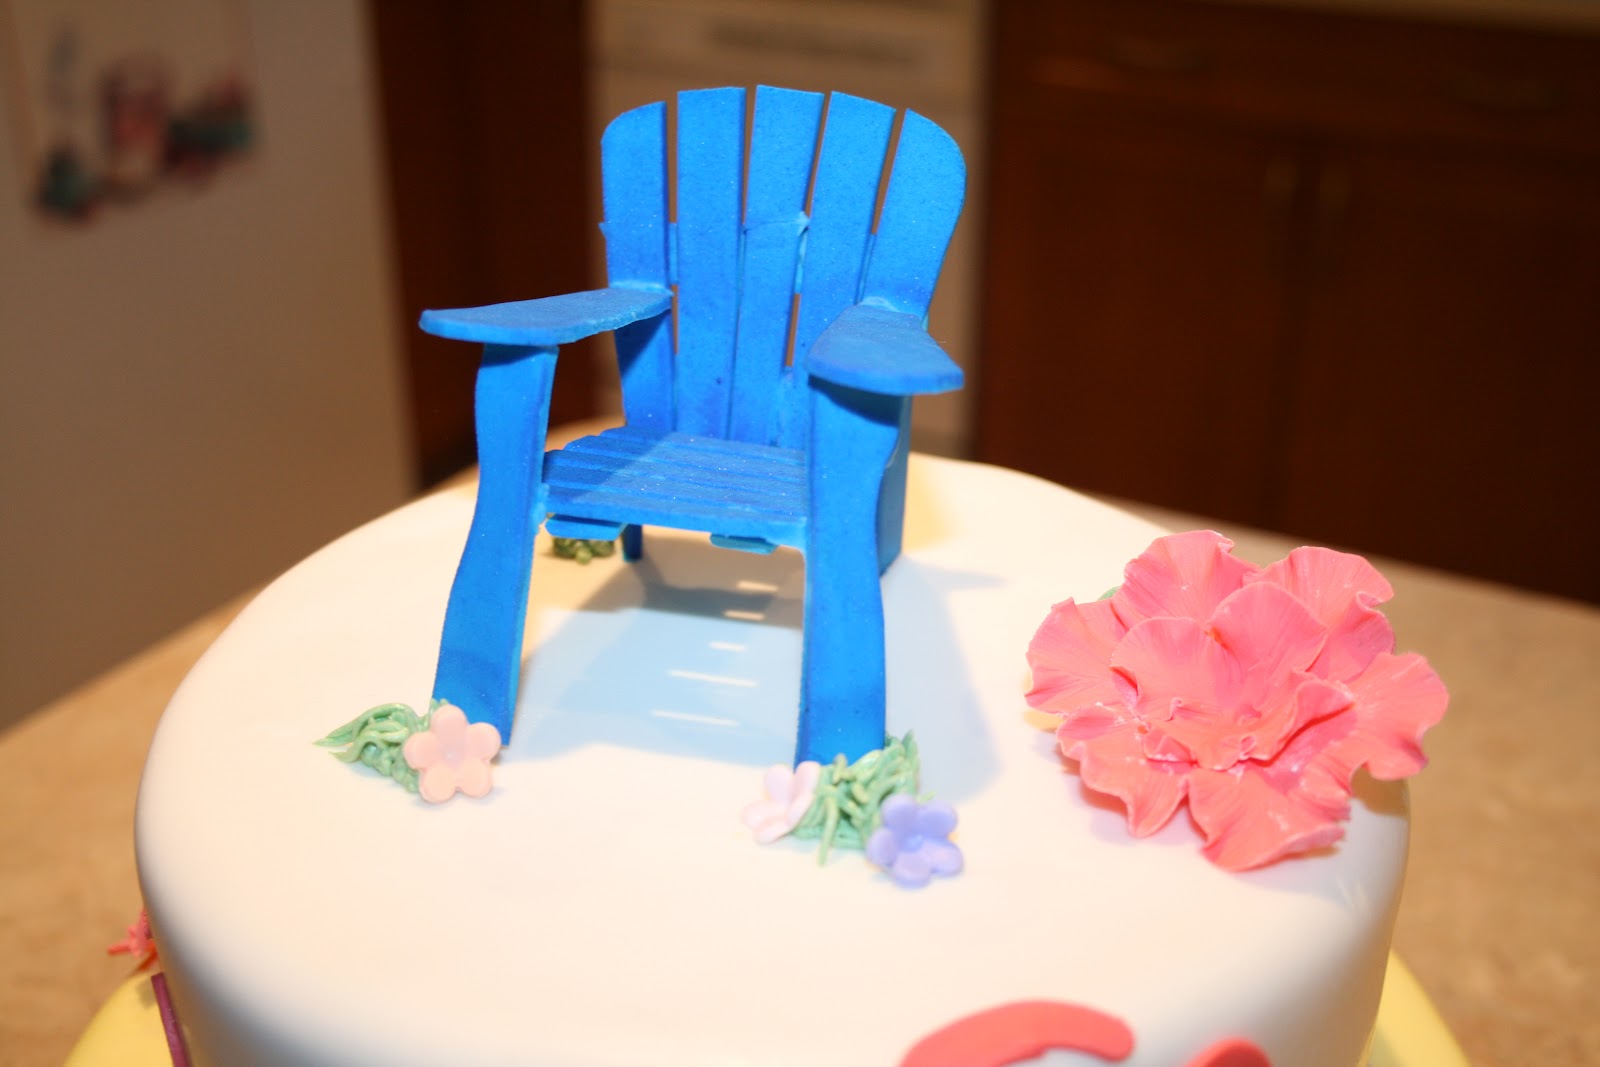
[3,0,1597,722]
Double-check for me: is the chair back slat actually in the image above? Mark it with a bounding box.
[729,86,825,445]
[600,101,675,430]
[860,111,966,318]
[780,93,895,448]
[674,87,746,436]
[600,89,959,448]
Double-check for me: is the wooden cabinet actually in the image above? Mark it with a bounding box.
[977,0,1600,602]
[370,0,598,488]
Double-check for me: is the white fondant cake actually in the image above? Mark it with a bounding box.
[136,455,1408,1067]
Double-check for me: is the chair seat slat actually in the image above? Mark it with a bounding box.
[544,483,805,546]
[577,426,808,470]
[547,448,805,504]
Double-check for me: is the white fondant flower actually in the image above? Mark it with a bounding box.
[402,704,502,803]
[742,761,822,843]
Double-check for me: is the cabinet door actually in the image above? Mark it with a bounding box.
[1281,143,1600,600]
[372,0,596,487]
[978,106,1304,525]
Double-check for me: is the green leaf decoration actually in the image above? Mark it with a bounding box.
[551,537,617,563]
[791,733,922,864]
[314,702,432,793]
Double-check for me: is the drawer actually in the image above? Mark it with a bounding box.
[996,0,1600,157]
[595,0,982,109]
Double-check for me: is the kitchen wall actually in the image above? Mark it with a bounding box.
[0,0,411,723]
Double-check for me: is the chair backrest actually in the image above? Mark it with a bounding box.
[599,86,965,451]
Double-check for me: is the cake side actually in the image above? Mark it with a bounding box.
[135,455,1408,1067]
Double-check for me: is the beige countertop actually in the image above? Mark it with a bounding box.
[2,468,1596,1067]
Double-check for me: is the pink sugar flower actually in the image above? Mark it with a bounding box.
[1027,530,1447,871]
[107,908,158,969]
[402,704,502,804]
[743,761,823,843]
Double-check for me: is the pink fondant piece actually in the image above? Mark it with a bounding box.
[151,971,193,1067]
[1188,763,1351,871]
[1026,597,1126,712]
[1183,1036,1273,1067]
[742,760,822,843]
[1027,529,1448,870]
[1253,546,1394,683]
[1336,652,1448,779]
[1115,530,1257,626]
[1064,719,1188,837]
[1110,616,1240,727]
[899,1000,1135,1067]
[404,704,502,804]
[1207,582,1327,713]
[107,907,158,969]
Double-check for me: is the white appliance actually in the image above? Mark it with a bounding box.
[590,0,987,458]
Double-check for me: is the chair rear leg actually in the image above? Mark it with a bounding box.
[876,402,913,574]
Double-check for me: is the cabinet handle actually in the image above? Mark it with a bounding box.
[1101,35,1212,77]
[1447,72,1563,116]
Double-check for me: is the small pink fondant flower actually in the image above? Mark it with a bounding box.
[402,704,502,803]
[108,908,157,969]
[1028,530,1447,871]
[743,761,822,843]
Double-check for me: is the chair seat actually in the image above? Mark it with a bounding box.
[544,426,808,548]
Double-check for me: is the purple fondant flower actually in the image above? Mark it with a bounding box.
[866,794,963,888]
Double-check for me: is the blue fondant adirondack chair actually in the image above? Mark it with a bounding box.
[423,86,965,766]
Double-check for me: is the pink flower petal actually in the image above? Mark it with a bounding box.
[430,704,471,746]
[456,759,493,798]
[1320,651,1448,781]
[403,730,442,771]
[1240,675,1355,763]
[742,799,783,830]
[751,817,792,845]
[1111,616,1242,723]
[1255,546,1393,626]
[463,721,503,761]
[783,794,814,826]
[762,764,798,803]
[417,764,459,804]
[1186,765,1351,871]
[1064,721,1189,837]
[793,760,822,796]
[1208,582,1328,710]
[1255,547,1395,682]
[1114,531,1258,627]
[1054,702,1129,742]
[1146,721,1231,771]
[1026,598,1126,713]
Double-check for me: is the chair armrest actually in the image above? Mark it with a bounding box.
[806,304,963,396]
[419,287,673,346]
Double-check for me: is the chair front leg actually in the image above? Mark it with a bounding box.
[797,379,902,766]
[432,343,558,741]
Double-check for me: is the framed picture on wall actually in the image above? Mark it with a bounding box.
[1,0,255,222]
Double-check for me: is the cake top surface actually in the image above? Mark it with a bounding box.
[137,456,1409,1067]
